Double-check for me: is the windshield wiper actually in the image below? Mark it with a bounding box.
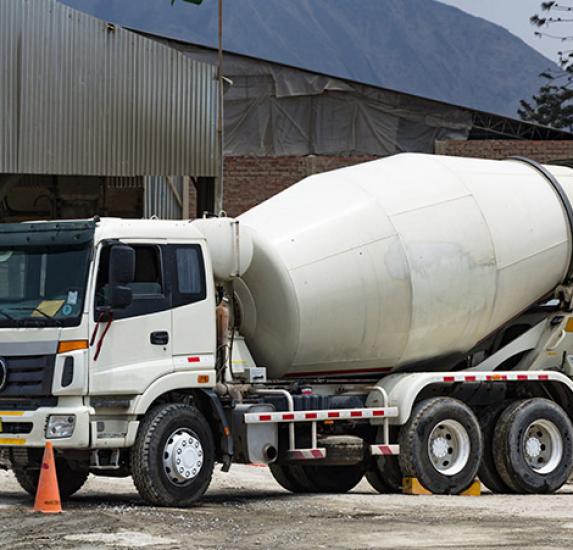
[9,307,62,326]
[0,309,15,321]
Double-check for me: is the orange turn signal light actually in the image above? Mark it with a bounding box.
[57,340,89,354]
[197,375,210,384]
[565,318,573,333]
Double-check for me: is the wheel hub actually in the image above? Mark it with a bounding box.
[431,437,449,459]
[163,429,204,485]
[525,437,542,459]
[427,419,471,476]
[523,419,563,474]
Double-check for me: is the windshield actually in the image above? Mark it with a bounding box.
[0,245,91,327]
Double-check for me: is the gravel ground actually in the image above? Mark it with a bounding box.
[1,466,573,549]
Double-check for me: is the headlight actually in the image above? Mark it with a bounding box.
[46,415,76,439]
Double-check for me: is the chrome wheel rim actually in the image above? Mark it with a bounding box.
[163,428,204,485]
[427,419,470,476]
[523,419,563,474]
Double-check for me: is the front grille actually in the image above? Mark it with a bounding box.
[0,422,33,434]
[0,355,55,398]
[0,398,57,410]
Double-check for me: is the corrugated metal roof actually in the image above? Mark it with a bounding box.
[0,0,218,177]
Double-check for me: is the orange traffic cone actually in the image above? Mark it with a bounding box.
[33,442,62,513]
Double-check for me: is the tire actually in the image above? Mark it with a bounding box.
[269,464,311,493]
[399,397,482,495]
[477,404,514,494]
[131,403,215,507]
[270,463,363,493]
[493,398,573,494]
[300,464,365,493]
[366,456,402,493]
[12,455,89,499]
[366,428,403,493]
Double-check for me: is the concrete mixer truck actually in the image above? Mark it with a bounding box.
[2,153,573,506]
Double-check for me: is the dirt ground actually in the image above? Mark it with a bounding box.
[1,466,573,550]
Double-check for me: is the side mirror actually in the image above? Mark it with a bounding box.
[101,244,135,312]
[107,285,132,310]
[109,244,135,285]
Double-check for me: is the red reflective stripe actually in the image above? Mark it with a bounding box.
[517,375,528,381]
[311,449,323,458]
[444,376,455,382]
[538,374,549,380]
[283,413,295,421]
[350,411,362,417]
[372,410,385,417]
[187,356,200,363]
[305,412,317,420]
[259,415,272,421]
[378,445,391,455]
[328,411,340,418]
[464,375,476,382]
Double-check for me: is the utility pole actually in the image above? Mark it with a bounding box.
[214,0,224,215]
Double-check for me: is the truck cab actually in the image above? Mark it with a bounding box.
[0,218,225,503]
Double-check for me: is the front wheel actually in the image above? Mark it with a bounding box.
[399,397,482,495]
[11,449,89,499]
[131,403,215,507]
[493,398,573,494]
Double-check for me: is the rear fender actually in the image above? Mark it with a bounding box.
[366,370,573,425]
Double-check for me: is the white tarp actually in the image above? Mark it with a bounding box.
[163,41,472,157]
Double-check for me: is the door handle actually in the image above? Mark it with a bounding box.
[150,331,169,345]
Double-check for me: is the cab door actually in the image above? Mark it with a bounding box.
[89,240,173,395]
[166,241,216,375]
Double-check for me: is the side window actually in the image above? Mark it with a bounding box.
[94,244,169,319]
[130,247,163,297]
[171,245,207,307]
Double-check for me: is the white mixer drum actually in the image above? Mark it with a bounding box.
[236,154,573,379]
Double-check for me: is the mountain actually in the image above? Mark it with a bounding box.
[58,0,558,118]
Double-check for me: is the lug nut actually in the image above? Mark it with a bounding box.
[177,448,182,455]
[177,459,181,465]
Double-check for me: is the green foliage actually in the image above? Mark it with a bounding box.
[519,1,573,130]
[519,84,573,130]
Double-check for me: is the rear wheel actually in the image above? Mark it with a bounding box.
[493,398,573,494]
[300,464,364,493]
[399,397,482,495]
[131,403,215,507]
[477,404,514,494]
[366,428,402,493]
[269,464,311,493]
[270,463,363,493]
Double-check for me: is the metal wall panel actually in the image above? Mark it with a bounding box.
[0,0,218,177]
[144,176,184,219]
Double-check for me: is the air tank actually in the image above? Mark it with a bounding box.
[231,154,573,379]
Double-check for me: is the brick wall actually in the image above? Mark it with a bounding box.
[435,140,573,163]
[195,155,377,218]
[197,141,573,217]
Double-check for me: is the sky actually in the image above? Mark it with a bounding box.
[438,0,567,62]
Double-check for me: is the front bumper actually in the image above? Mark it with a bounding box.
[0,406,91,448]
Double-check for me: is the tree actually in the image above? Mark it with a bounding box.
[519,1,573,131]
